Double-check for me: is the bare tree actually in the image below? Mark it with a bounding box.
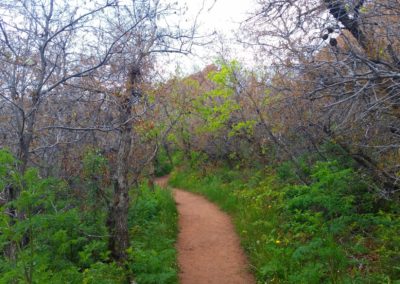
[100,0,197,263]
[0,0,125,171]
[0,0,199,266]
[242,0,400,193]
[0,0,132,260]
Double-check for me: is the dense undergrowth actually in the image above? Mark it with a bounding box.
[128,184,178,284]
[170,150,400,283]
[0,149,178,283]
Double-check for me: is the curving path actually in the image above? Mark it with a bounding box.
[156,176,255,284]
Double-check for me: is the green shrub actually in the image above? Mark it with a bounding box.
[0,150,179,283]
[0,149,115,283]
[171,158,400,283]
[155,148,174,177]
[128,183,179,284]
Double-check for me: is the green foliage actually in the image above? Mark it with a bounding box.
[155,148,173,177]
[81,149,112,215]
[82,262,125,284]
[0,150,118,283]
[128,183,178,284]
[170,158,400,283]
[194,61,241,133]
[229,120,257,137]
[82,149,108,180]
[0,150,179,283]
[188,150,208,168]
[0,149,18,188]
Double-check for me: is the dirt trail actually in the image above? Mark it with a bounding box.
[156,176,255,284]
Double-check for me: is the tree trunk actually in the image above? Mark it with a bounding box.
[107,66,140,264]
[18,93,39,173]
[18,129,33,173]
[107,176,130,263]
[107,100,132,263]
[163,142,173,166]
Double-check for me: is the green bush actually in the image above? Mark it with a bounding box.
[155,148,174,177]
[0,150,118,283]
[0,149,179,283]
[170,158,400,283]
[128,183,179,284]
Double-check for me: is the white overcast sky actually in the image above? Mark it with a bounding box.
[190,0,253,34]
[157,0,257,77]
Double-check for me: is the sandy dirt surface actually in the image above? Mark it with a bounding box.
[154,175,169,189]
[156,177,255,284]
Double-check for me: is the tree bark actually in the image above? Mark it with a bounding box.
[107,66,140,264]
[107,134,131,262]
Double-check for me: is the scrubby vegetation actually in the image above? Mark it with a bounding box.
[128,184,178,284]
[159,44,400,282]
[0,149,178,283]
[1,0,400,282]
[170,148,400,283]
